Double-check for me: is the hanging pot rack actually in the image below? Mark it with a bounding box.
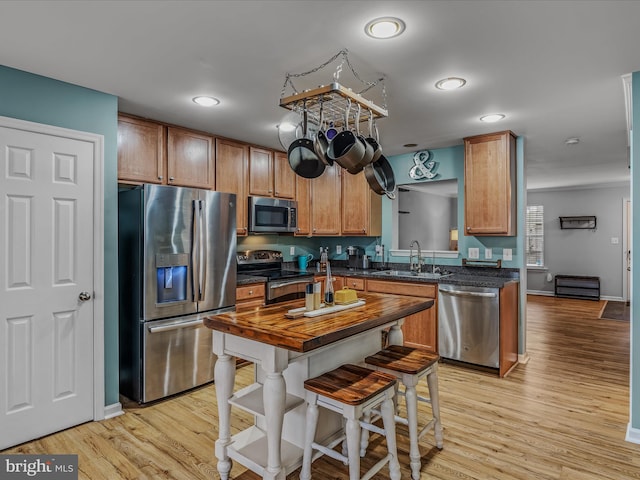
[279,49,388,129]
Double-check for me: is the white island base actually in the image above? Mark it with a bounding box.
[212,319,405,480]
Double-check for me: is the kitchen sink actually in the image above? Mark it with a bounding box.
[370,270,452,280]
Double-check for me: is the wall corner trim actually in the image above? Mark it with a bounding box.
[626,423,640,444]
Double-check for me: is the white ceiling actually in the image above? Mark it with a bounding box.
[1,0,638,191]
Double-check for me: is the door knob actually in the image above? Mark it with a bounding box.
[79,291,91,302]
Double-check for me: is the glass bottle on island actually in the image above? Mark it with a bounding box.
[324,261,335,307]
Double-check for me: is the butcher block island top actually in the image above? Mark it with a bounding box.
[203,292,434,352]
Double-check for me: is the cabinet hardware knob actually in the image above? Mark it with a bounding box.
[169,176,175,181]
[158,175,163,180]
[249,290,253,294]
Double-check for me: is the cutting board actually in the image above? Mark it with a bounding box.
[285,300,366,319]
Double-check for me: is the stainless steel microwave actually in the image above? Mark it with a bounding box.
[248,196,298,233]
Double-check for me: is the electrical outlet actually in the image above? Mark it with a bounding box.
[503,248,512,261]
[485,248,492,259]
[336,245,342,254]
[468,247,480,259]
[375,245,383,255]
[290,246,295,255]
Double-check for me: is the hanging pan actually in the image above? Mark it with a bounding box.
[365,109,382,163]
[288,102,326,179]
[363,154,397,199]
[327,99,365,173]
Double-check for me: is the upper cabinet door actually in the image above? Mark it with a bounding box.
[273,151,296,199]
[464,131,516,236]
[117,115,165,184]
[167,127,215,189]
[311,165,341,236]
[341,170,381,236]
[248,146,273,197]
[216,138,249,236]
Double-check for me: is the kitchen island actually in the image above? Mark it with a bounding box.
[204,292,434,480]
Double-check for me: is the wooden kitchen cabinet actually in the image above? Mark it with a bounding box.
[216,138,249,236]
[117,114,166,184]
[167,127,214,188]
[274,151,296,199]
[342,276,366,291]
[249,148,296,199]
[499,281,519,376]
[366,279,438,353]
[311,165,341,236]
[295,175,311,236]
[464,130,517,236]
[236,283,265,311]
[341,170,382,236]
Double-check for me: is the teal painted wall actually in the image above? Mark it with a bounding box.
[631,71,639,431]
[0,65,119,406]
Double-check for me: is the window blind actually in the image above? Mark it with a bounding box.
[526,205,544,267]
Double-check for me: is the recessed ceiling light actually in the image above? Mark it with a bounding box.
[364,17,406,39]
[565,137,580,145]
[480,114,505,123]
[192,96,220,107]
[435,77,467,90]
[403,143,418,148]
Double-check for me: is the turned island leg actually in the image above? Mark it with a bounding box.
[213,344,235,479]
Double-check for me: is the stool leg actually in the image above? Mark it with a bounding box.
[345,415,361,480]
[405,378,422,480]
[380,393,401,480]
[300,395,319,480]
[359,410,371,457]
[426,368,444,449]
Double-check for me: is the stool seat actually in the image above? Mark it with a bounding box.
[365,346,443,480]
[365,344,439,374]
[303,363,397,405]
[300,364,401,480]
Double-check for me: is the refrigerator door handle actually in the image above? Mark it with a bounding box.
[147,318,204,333]
[191,200,200,302]
[199,199,206,302]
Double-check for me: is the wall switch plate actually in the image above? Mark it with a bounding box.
[503,248,512,261]
[611,237,620,245]
[485,248,492,259]
[290,246,295,255]
[336,245,342,254]
[468,247,480,259]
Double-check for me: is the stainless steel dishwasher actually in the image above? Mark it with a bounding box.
[438,284,500,368]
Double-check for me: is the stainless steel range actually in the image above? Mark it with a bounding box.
[237,250,314,304]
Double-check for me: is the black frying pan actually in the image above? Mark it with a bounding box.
[288,106,325,178]
[363,154,396,199]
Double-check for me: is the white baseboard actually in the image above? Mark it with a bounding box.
[518,352,531,364]
[527,290,624,302]
[104,402,124,419]
[626,424,640,444]
[526,290,554,296]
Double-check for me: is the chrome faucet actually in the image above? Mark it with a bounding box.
[409,240,422,273]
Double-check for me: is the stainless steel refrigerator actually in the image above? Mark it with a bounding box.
[118,184,236,403]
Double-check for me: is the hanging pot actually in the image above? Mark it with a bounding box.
[363,154,396,199]
[313,100,332,166]
[327,100,365,173]
[348,104,375,174]
[365,110,382,163]
[288,104,326,179]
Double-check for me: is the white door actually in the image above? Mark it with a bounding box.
[0,125,95,449]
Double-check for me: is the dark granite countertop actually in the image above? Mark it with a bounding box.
[237,273,268,286]
[237,264,519,289]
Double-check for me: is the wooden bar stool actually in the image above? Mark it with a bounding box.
[365,345,443,480]
[300,364,401,480]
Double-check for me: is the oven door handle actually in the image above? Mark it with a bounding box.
[270,279,311,289]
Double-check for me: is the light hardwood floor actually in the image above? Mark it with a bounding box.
[3,295,639,479]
